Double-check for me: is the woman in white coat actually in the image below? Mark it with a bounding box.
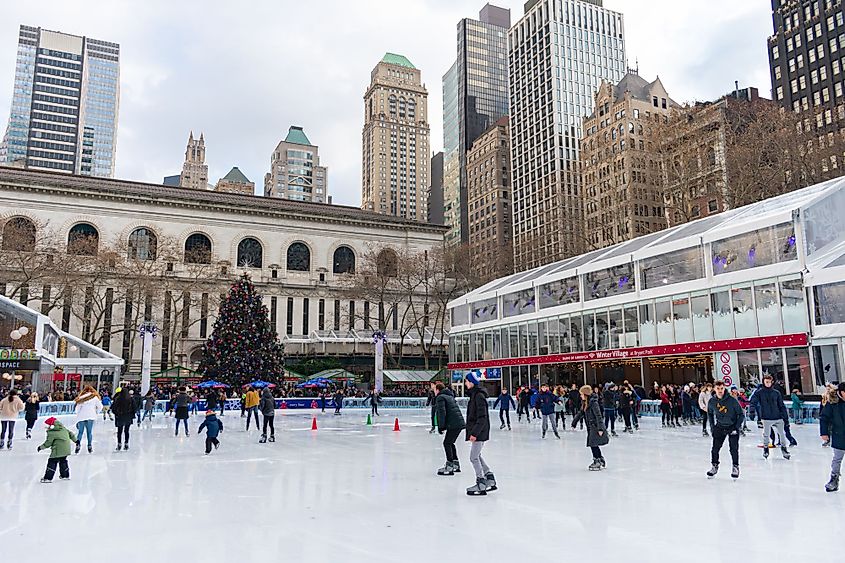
[74,385,102,454]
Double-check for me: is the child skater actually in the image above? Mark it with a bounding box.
[37,417,76,483]
[198,409,224,455]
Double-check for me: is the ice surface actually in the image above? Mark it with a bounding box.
[1,409,843,562]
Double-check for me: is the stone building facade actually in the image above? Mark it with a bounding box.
[214,166,254,195]
[361,53,430,222]
[264,126,328,203]
[466,116,513,283]
[179,132,209,191]
[0,167,447,378]
[581,73,677,249]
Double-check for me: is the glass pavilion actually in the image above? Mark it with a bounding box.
[447,177,845,396]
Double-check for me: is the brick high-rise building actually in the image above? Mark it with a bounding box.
[442,4,511,246]
[0,25,120,176]
[361,54,429,221]
[581,73,677,249]
[264,126,328,203]
[466,116,513,282]
[508,0,626,270]
[768,0,845,127]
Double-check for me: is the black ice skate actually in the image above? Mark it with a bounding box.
[707,463,719,478]
[268,435,275,443]
[123,443,129,451]
[88,445,93,454]
[588,458,603,471]
[599,457,606,468]
[26,429,31,439]
[499,424,505,430]
[484,472,497,491]
[115,443,122,451]
[703,430,709,437]
[781,446,791,460]
[466,478,488,496]
[731,465,740,479]
[451,460,461,473]
[259,434,267,443]
[825,473,839,492]
[437,463,455,476]
[611,430,618,437]
[763,446,770,459]
[75,441,81,454]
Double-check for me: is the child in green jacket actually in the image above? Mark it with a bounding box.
[791,389,804,425]
[37,417,77,483]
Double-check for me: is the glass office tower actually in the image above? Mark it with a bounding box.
[0,25,120,177]
[442,4,511,245]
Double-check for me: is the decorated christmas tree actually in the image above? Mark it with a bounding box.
[198,275,284,387]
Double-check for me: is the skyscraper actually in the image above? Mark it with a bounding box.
[179,131,209,190]
[361,53,429,221]
[442,4,511,246]
[428,151,444,225]
[264,126,328,203]
[768,0,845,127]
[0,25,120,177]
[508,0,626,270]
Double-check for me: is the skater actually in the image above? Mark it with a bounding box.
[602,382,619,437]
[198,409,224,454]
[111,387,137,451]
[536,384,561,439]
[319,390,326,413]
[698,382,713,436]
[426,383,436,433]
[464,373,494,495]
[217,389,227,416]
[492,388,516,430]
[553,386,567,429]
[205,388,218,414]
[706,380,744,479]
[434,382,465,476]
[73,385,102,454]
[791,389,804,424]
[141,390,156,422]
[101,392,113,420]
[366,389,382,416]
[244,386,260,430]
[568,384,583,429]
[173,386,190,436]
[571,385,608,471]
[819,382,845,492]
[333,388,343,415]
[37,417,76,482]
[659,386,672,427]
[517,387,531,423]
[751,374,791,460]
[24,391,40,439]
[132,390,143,425]
[259,387,275,443]
[0,389,25,449]
[618,389,635,433]
[189,391,199,416]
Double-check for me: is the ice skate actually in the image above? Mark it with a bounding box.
[611,430,618,437]
[499,423,505,430]
[731,465,740,479]
[599,457,606,468]
[763,446,769,459]
[437,463,455,476]
[588,458,603,471]
[634,424,639,431]
[554,432,561,439]
[259,434,267,443]
[825,474,839,492]
[26,429,31,439]
[40,478,51,483]
[6,440,11,450]
[214,441,219,449]
[451,460,461,473]
[702,430,709,437]
[466,478,488,496]
[123,443,129,451]
[541,431,546,439]
[88,445,93,454]
[781,446,791,460]
[59,476,70,481]
[430,428,436,434]
[706,463,719,478]
[507,425,512,431]
[75,441,81,454]
[789,440,798,447]
[484,472,497,491]
[115,443,122,451]
[268,435,275,443]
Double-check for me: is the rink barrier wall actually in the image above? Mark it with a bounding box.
[19,398,825,422]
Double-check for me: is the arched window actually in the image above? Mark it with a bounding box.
[67,223,99,256]
[333,246,356,274]
[376,248,398,277]
[287,242,310,271]
[237,237,263,268]
[128,227,157,260]
[184,233,212,264]
[2,217,36,252]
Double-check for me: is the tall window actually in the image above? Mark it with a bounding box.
[128,228,157,260]
[237,237,263,268]
[67,223,99,256]
[333,246,356,274]
[185,233,212,264]
[287,242,310,271]
[2,217,36,251]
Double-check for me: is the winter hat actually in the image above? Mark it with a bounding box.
[44,417,57,426]
[837,382,845,393]
[465,371,481,386]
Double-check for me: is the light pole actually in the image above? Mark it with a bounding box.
[139,322,158,395]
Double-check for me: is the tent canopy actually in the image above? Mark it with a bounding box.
[311,368,357,380]
[383,370,438,383]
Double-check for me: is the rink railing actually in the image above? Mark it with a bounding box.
[19,398,825,422]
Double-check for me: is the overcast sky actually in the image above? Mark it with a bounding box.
[0,0,772,206]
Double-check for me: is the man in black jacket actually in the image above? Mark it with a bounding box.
[434,382,465,475]
[465,373,494,496]
[751,373,791,460]
[819,382,845,492]
[707,379,744,479]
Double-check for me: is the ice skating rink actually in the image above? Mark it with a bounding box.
[1,409,843,562]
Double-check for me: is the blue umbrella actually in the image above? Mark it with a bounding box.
[244,380,276,389]
[195,380,230,389]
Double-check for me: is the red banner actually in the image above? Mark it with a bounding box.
[52,372,82,381]
[447,333,808,370]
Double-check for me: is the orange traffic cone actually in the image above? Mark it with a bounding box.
[311,416,318,430]
[393,417,400,432]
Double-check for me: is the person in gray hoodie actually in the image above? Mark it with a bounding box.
[259,387,276,443]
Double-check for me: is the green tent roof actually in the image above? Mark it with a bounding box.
[221,166,251,184]
[284,126,312,146]
[381,53,416,69]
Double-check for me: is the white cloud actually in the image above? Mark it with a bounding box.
[0,0,771,207]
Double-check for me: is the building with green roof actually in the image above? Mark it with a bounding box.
[264,126,328,204]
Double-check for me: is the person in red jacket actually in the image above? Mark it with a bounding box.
[659,386,672,427]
